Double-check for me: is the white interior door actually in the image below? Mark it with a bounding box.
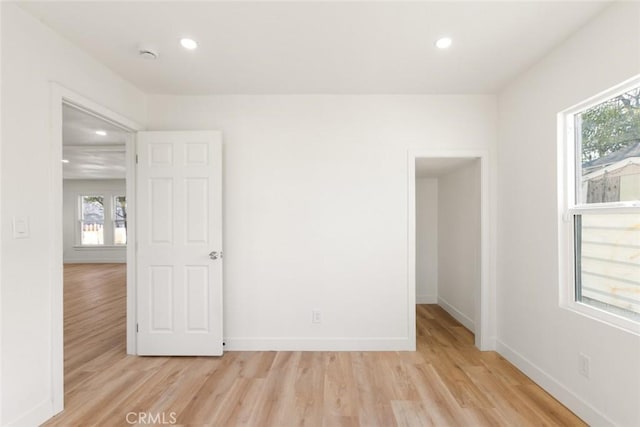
[136,131,223,355]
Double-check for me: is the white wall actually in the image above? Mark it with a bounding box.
[63,180,126,264]
[0,4,146,425]
[3,1,636,426]
[497,2,640,426]
[415,178,438,304]
[147,94,497,351]
[437,161,480,332]
[0,4,4,424]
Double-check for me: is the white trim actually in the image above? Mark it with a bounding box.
[407,156,417,351]
[416,294,438,304]
[568,202,640,215]
[72,245,127,250]
[558,111,573,311]
[64,259,126,264]
[0,5,3,422]
[568,207,640,216]
[125,129,138,356]
[58,90,142,132]
[438,297,475,332]
[496,340,616,427]
[224,337,413,352]
[407,149,495,351]
[562,74,640,116]
[5,398,53,427]
[563,302,640,336]
[50,83,143,417]
[50,86,64,416]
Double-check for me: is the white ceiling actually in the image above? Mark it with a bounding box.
[20,1,610,95]
[416,157,476,178]
[63,104,127,179]
[63,105,128,146]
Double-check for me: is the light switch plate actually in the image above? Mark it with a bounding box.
[12,216,30,239]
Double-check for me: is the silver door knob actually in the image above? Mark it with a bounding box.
[209,251,219,260]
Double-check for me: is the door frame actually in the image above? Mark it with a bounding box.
[50,83,143,413]
[407,149,495,351]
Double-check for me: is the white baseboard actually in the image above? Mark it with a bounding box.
[438,297,475,332]
[416,294,437,304]
[7,398,53,427]
[64,247,126,264]
[496,340,615,427]
[63,259,126,264]
[481,335,497,352]
[224,337,413,351]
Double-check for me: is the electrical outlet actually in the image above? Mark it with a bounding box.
[312,310,321,324]
[579,353,590,379]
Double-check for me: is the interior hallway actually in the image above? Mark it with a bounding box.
[47,264,585,426]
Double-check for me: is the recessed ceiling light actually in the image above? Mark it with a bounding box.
[61,159,70,163]
[180,38,198,50]
[435,37,453,49]
[95,130,107,136]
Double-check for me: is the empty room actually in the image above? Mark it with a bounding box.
[1,1,639,426]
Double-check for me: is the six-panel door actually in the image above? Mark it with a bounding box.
[136,131,223,356]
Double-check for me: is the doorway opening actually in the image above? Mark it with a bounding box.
[407,151,493,351]
[50,84,143,413]
[61,104,132,398]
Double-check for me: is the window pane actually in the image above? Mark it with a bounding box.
[114,196,127,245]
[80,196,104,245]
[575,213,640,320]
[576,86,640,204]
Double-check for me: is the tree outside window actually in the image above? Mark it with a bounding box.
[572,85,640,321]
[78,194,127,246]
[114,196,127,245]
[80,196,104,245]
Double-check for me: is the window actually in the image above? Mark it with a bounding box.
[80,195,105,245]
[561,77,640,332]
[77,194,126,246]
[114,196,127,245]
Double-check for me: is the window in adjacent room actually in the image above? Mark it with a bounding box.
[561,77,640,331]
[79,195,105,245]
[78,194,127,246]
[114,195,127,245]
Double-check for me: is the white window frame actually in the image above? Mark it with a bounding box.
[113,195,127,245]
[78,194,106,246]
[76,193,128,247]
[558,74,640,336]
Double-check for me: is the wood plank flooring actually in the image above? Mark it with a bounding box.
[46,263,586,426]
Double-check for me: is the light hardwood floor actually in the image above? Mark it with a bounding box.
[46,263,586,426]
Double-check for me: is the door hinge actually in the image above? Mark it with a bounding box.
[136,323,139,333]
[135,154,139,164]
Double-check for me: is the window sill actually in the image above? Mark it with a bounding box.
[73,245,127,250]
[561,301,640,336]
